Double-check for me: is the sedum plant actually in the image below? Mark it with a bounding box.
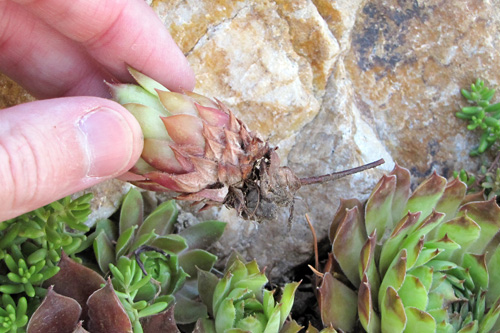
[319,164,500,332]
[0,194,93,332]
[0,294,28,333]
[456,78,500,156]
[195,252,301,333]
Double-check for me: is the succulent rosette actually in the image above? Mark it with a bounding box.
[109,68,303,221]
[92,188,226,325]
[320,164,500,332]
[195,253,301,333]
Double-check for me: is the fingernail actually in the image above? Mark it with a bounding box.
[78,107,134,177]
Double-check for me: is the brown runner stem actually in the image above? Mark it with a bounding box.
[305,214,319,273]
[300,158,385,186]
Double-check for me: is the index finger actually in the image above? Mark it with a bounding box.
[11,0,195,91]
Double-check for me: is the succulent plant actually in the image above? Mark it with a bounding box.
[195,252,301,333]
[0,194,93,332]
[27,250,183,333]
[110,68,383,221]
[456,78,500,156]
[319,164,500,332]
[0,294,28,333]
[26,280,133,333]
[91,188,226,328]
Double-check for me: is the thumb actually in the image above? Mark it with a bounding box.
[0,97,143,221]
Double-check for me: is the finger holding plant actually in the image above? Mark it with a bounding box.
[317,164,500,332]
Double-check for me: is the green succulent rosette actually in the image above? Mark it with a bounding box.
[195,253,301,333]
[322,164,500,332]
[92,188,226,326]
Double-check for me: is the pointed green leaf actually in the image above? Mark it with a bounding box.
[381,287,406,333]
[358,273,380,333]
[264,305,281,333]
[404,172,447,222]
[389,164,412,221]
[178,220,226,249]
[424,234,460,251]
[213,272,233,317]
[329,199,363,242]
[332,206,366,287]
[93,230,115,273]
[279,320,303,333]
[359,231,380,303]
[137,200,178,238]
[128,66,169,96]
[379,212,420,275]
[434,215,480,261]
[151,235,188,253]
[458,320,478,333]
[407,265,433,292]
[413,247,441,267]
[115,225,137,259]
[398,275,428,310]
[215,299,236,332]
[318,272,357,332]
[124,103,170,140]
[487,245,500,308]
[378,249,407,308]
[109,83,167,115]
[235,315,265,332]
[119,188,144,234]
[400,211,445,268]
[197,269,219,317]
[479,296,500,333]
[457,199,500,254]
[434,177,467,223]
[178,249,217,278]
[426,260,458,272]
[404,307,435,333]
[365,174,396,241]
[463,253,488,293]
[279,282,300,328]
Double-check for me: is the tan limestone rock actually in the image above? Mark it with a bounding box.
[0,73,34,108]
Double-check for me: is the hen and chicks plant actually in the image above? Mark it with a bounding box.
[317,164,500,333]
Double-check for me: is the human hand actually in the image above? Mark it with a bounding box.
[0,0,195,221]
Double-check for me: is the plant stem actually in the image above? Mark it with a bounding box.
[300,158,385,186]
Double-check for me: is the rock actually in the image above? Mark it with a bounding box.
[156,0,500,278]
[0,73,34,108]
[2,0,500,278]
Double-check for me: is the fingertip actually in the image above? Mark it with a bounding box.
[0,97,143,221]
[79,102,144,178]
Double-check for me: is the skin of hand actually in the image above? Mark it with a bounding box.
[0,0,195,221]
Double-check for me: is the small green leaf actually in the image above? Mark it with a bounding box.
[137,200,178,237]
[381,287,406,333]
[119,188,144,235]
[178,220,227,249]
[178,249,217,278]
[318,272,357,332]
[93,230,115,273]
[215,299,236,333]
[115,225,137,259]
[403,307,435,333]
[137,302,168,318]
